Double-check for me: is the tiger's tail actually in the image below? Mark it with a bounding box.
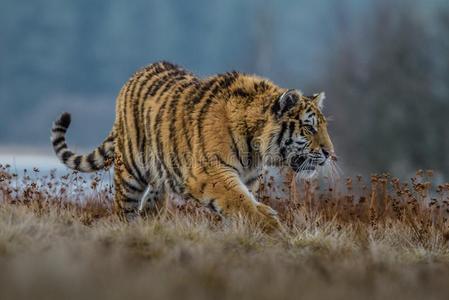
[50,112,115,172]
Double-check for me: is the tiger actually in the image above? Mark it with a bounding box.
[50,61,336,230]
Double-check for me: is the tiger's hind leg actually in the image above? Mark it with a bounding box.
[114,173,166,221]
[111,151,152,221]
[113,155,166,221]
[113,167,143,221]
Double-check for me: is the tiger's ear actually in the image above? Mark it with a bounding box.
[312,92,325,109]
[272,89,302,118]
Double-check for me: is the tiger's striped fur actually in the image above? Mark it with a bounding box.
[51,113,115,171]
[51,61,335,230]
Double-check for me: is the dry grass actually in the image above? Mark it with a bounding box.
[1,165,449,300]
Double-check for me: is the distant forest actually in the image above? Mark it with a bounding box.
[1,0,449,177]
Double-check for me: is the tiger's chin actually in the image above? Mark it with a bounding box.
[290,156,320,179]
[289,156,316,172]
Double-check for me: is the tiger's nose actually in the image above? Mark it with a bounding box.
[322,148,337,161]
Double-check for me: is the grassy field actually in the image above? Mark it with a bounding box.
[1,166,449,300]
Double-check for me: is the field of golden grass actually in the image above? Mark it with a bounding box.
[1,166,449,300]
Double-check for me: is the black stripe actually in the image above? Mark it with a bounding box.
[133,102,144,174]
[280,147,286,159]
[207,199,218,213]
[245,175,260,186]
[262,92,283,114]
[289,121,295,138]
[105,133,114,142]
[228,127,244,168]
[123,179,144,193]
[117,140,139,184]
[185,193,201,203]
[61,151,73,163]
[98,144,106,159]
[276,122,287,146]
[214,154,240,174]
[139,105,152,174]
[73,156,82,169]
[87,152,98,170]
[181,80,201,153]
[115,166,144,194]
[232,88,252,98]
[199,183,207,194]
[52,136,65,147]
[245,132,254,168]
[125,136,147,185]
[52,127,66,133]
[122,196,139,203]
[154,101,173,187]
[129,74,144,174]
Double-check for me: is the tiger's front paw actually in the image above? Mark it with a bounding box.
[255,203,281,231]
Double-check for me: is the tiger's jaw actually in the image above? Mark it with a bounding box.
[289,152,330,178]
[290,156,314,172]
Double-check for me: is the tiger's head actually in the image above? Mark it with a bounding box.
[262,89,336,178]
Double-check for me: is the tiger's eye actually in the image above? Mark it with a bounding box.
[304,125,317,134]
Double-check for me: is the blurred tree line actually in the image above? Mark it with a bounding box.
[0,0,448,177]
[324,0,449,177]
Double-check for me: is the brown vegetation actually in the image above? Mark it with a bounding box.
[1,165,449,299]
